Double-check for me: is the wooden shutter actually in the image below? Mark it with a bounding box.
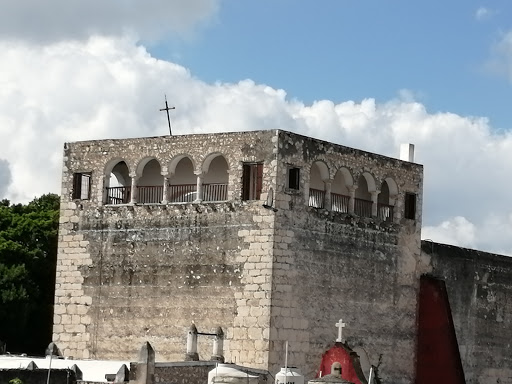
[242,164,251,200]
[255,163,263,200]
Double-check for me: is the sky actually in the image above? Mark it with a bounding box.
[1,1,512,254]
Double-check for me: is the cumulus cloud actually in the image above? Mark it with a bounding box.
[423,217,477,250]
[1,36,512,254]
[0,0,220,43]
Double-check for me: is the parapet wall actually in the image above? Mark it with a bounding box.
[422,242,512,384]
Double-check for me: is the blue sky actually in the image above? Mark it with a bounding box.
[2,1,512,254]
[152,1,512,130]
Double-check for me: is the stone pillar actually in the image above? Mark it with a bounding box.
[195,172,204,202]
[45,342,61,357]
[348,186,357,214]
[135,342,155,384]
[186,324,199,361]
[130,174,139,204]
[161,173,169,204]
[324,179,332,211]
[371,191,379,217]
[211,326,224,362]
[115,364,129,383]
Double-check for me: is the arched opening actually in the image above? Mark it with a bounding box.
[331,168,353,213]
[355,174,373,218]
[378,178,398,222]
[309,161,328,208]
[137,159,164,204]
[169,156,197,203]
[202,154,229,201]
[378,181,392,222]
[106,160,131,205]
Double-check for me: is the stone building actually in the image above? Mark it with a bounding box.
[54,129,506,384]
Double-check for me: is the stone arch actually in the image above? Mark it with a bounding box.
[354,172,376,218]
[104,158,131,204]
[309,161,329,208]
[377,177,399,222]
[104,158,132,181]
[168,155,197,203]
[384,177,399,197]
[136,158,164,204]
[201,153,229,201]
[331,167,354,213]
[168,154,196,176]
[332,167,354,195]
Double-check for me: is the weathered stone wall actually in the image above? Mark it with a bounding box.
[55,131,278,366]
[55,129,424,383]
[267,132,423,383]
[422,242,512,384]
[130,361,268,384]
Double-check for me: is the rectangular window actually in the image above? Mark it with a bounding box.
[242,163,263,200]
[404,192,416,220]
[287,167,300,190]
[72,173,91,200]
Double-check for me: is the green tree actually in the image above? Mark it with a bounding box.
[0,194,59,354]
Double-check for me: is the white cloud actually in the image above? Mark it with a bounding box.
[0,0,220,43]
[475,7,494,21]
[1,36,512,255]
[423,217,477,250]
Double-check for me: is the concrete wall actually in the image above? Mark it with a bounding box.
[422,242,512,384]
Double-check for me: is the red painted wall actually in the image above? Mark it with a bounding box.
[416,276,465,383]
[317,344,362,384]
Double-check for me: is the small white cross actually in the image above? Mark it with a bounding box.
[335,319,346,342]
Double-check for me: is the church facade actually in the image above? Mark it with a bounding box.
[53,129,511,384]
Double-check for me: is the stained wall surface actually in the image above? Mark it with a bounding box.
[422,242,512,384]
[55,129,424,383]
[55,130,278,366]
[267,132,423,383]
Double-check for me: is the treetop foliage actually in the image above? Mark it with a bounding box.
[0,193,60,354]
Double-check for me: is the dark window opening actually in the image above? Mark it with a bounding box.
[287,167,300,190]
[72,173,91,200]
[242,163,263,201]
[405,192,416,219]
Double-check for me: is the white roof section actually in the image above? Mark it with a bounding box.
[0,355,130,383]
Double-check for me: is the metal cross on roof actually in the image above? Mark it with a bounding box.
[159,95,175,135]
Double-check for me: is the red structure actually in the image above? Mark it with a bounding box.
[416,276,465,383]
[317,343,365,384]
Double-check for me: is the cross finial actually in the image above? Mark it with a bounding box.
[159,94,175,135]
[335,319,346,342]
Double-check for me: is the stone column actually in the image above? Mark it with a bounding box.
[195,172,204,202]
[371,190,380,217]
[324,179,332,211]
[130,173,139,204]
[161,171,169,204]
[135,342,155,384]
[348,185,357,214]
[211,326,224,362]
[186,324,199,361]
